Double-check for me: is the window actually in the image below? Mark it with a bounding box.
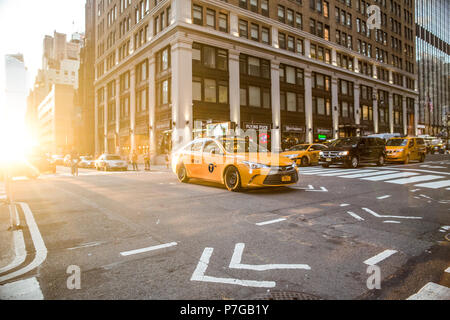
[278,5,285,23]
[251,24,259,41]
[278,33,286,49]
[296,13,303,29]
[219,13,228,32]
[240,88,247,106]
[261,27,270,44]
[192,77,202,101]
[193,5,203,25]
[204,79,216,103]
[218,81,228,104]
[203,46,216,69]
[287,9,294,26]
[286,92,296,112]
[239,20,248,38]
[206,9,215,28]
[248,57,260,77]
[249,86,261,107]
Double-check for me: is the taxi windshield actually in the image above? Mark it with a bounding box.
[386,139,408,146]
[220,138,269,153]
[288,145,309,151]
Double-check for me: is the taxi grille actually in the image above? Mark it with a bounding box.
[321,151,341,158]
[263,166,298,185]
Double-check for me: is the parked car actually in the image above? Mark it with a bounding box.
[95,154,128,171]
[385,137,426,164]
[281,143,328,166]
[51,154,65,165]
[78,156,95,168]
[319,137,386,168]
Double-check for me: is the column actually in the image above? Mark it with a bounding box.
[173,0,192,24]
[354,57,359,73]
[304,70,313,143]
[104,88,108,153]
[372,65,377,79]
[115,78,120,154]
[373,89,378,134]
[414,97,419,136]
[304,39,311,58]
[171,37,193,150]
[272,27,279,49]
[130,68,136,152]
[331,48,337,66]
[230,13,239,37]
[354,82,361,136]
[229,49,240,130]
[270,60,281,153]
[402,96,407,135]
[388,92,394,133]
[94,90,99,156]
[331,76,339,139]
[148,56,157,156]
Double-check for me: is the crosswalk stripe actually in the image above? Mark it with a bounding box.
[386,175,443,185]
[339,170,398,178]
[301,169,356,175]
[361,172,419,181]
[413,180,450,189]
[319,169,375,176]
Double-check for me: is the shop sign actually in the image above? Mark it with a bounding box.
[316,128,332,135]
[284,125,305,133]
[243,123,271,131]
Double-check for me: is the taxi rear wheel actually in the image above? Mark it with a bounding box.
[224,166,241,192]
[177,164,189,183]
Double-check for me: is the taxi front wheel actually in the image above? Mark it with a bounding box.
[224,166,241,192]
[177,164,189,183]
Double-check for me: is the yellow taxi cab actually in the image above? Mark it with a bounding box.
[385,137,426,164]
[280,143,328,166]
[171,137,299,191]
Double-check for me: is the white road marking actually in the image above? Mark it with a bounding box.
[420,165,446,169]
[67,241,104,251]
[363,249,397,265]
[378,167,450,176]
[386,175,443,185]
[340,203,350,207]
[347,211,365,221]
[0,203,48,283]
[229,243,311,271]
[410,189,421,192]
[307,186,328,192]
[256,218,286,226]
[419,194,432,199]
[377,195,391,200]
[414,180,450,189]
[317,169,364,176]
[362,207,422,220]
[301,169,347,175]
[339,170,398,179]
[191,248,275,288]
[445,267,450,273]
[407,282,450,300]
[362,172,419,181]
[120,242,177,256]
[0,230,26,274]
[383,221,401,224]
[0,277,44,300]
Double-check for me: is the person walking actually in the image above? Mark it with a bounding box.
[144,152,150,171]
[131,151,138,171]
[70,149,79,176]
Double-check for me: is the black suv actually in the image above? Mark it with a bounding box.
[319,137,386,168]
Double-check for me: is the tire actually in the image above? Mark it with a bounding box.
[403,155,410,165]
[377,155,385,166]
[349,156,359,169]
[224,166,241,192]
[177,164,189,183]
[419,153,425,163]
[301,156,309,167]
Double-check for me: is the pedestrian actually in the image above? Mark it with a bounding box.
[144,152,150,171]
[131,151,138,171]
[70,149,79,176]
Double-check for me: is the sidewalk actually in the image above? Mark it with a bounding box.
[0,204,15,271]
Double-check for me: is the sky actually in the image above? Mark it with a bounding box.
[0,0,86,91]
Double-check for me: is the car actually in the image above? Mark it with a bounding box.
[385,137,426,164]
[78,156,95,168]
[319,136,386,168]
[281,144,328,167]
[95,154,128,171]
[429,138,446,154]
[171,137,299,192]
[63,154,72,166]
[27,153,57,174]
[51,155,65,165]
[366,133,402,143]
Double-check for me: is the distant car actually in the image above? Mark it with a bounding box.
[63,155,72,166]
[281,144,328,166]
[95,154,128,171]
[27,154,57,174]
[78,156,95,168]
[366,133,402,143]
[52,155,65,165]
[385,137,426,164]
[319,136,386,168]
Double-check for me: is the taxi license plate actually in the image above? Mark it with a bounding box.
[326,158,332,162]
[282,176,291,182]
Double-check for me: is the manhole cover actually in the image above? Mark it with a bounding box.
[250,291,321,300]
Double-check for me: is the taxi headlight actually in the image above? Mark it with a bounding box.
[338,151,349,156]
[319,151,324,156]
[242,161,269,170]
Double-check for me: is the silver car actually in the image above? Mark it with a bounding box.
[79,156,95,168]
[95,154,128,171]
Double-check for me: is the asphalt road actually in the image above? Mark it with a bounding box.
[0,154,449,300]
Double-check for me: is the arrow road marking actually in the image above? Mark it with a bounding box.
[229,243,311,271]
[362,207,422,220]
[191,248,275,288]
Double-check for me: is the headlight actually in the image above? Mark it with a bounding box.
[319,151,324,156]
[285,154,299,159]
[338,151,349,156]
[242,161,269,169]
